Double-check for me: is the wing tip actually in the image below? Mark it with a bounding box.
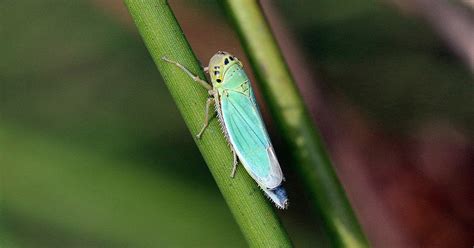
[262,185,289,209]
[265,146,284,188]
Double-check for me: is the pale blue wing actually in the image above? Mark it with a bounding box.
[220,85,283,189]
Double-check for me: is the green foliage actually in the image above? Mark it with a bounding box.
[1,124,244,247]
[123,0,292,247]
[223,0,369,247]
[2,0,470,247]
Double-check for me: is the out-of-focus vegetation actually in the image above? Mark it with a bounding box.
[1,0,472,247]
[274,0,473,134]
[223,1,368,247]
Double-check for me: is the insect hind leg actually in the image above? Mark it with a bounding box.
[230,150,238,178]
[196,98,215,139]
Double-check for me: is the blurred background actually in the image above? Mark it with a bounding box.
[1,0,473,247]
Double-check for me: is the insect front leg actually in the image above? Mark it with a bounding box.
[196,98,215,139]
[161,56,212,90]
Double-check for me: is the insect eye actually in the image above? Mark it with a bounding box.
[224,58,229,65]
[216,79,222,83]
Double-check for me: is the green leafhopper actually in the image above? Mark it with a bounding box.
[162,51,288,209]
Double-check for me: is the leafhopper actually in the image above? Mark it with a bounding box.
[162,51,288,209]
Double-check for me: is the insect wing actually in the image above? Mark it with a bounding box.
[220,75,283,189]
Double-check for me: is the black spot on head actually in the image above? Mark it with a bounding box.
[229,56,234,61]
[216,79,222,83]
[214,71,219,76]
[224,58,229,65]
[214,66,219,69]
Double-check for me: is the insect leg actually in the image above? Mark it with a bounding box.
[161,56,212,90]
[230,150,238,178]
[196,98,215,139]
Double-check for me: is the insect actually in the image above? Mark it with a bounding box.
[162,51,288,209]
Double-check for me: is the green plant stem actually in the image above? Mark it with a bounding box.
[123,1,292,247]
[223,1,370,247]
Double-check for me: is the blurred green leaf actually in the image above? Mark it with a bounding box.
[1,124,245,247]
